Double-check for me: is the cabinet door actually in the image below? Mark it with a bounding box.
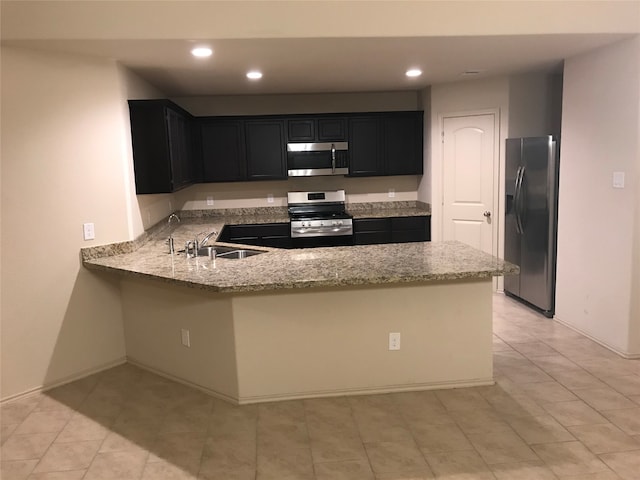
[317,117,346,141]
[390,216,430,242]
[353,218,391,245]
[200,120,246,182]
[245,120,287,180]
[287,119,315,142]
[348,116,383,176]
[128,100,195,194]
[384,113,423,176]
[166,108,193,189]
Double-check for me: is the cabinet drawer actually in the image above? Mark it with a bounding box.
[354,231,391,245]
[391,216,428,231]
[353,218,390,232]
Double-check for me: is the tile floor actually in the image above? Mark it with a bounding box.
[2,294,640,479]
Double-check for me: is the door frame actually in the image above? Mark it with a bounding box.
[432,108,505,289]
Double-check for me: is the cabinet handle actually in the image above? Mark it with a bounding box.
[483,211,491,217]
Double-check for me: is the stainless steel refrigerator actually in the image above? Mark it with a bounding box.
[504,136,560,317]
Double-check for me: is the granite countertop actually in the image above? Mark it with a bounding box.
[82,207,518,294]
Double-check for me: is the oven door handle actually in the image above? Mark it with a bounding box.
[292,226,353,235]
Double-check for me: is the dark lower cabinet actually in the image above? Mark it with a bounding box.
[128,100,196,194]
[354,216,430,245]
[218,223,292,249]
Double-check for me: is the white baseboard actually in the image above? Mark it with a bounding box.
[236,378,496,405]
[0,357,127,405]
[126,357,240,405]
[553,316,640,359]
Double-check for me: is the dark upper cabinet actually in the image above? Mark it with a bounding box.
[200,120,245,182]
[245,120,287,180]
[131,105,423,191]
[348,116,384,176]
[384,113,424,176]
[287,118,315,142]
[348,112,423,177]
[199,118,285,182]
[287,116,347,142]
[128,100,196,194]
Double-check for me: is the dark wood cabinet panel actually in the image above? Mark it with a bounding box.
[348,116,384,176]
[384,113,423,176]
[287,119,315,142]
[354,216,430,245]
[200,120,245,182]
[128,100,196,194]
[219,223,291,248]
[317,117,346,141]
[287,116,346,142]
[130,103,424,191]
[245,120,287,180]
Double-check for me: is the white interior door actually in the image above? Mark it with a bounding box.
[442,114,497,256]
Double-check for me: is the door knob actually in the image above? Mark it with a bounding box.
[483,211,491,217]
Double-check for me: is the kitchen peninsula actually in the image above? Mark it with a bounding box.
[83,208,518,405]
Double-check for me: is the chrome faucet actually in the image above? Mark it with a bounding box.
[167,213,180,254]
[196,229,218,249]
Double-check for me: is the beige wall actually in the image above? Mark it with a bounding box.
[0,47,140,399]
[556,37,640,356]
[121,277,493,404]
[508,71,563,138]
[117,66,173,235]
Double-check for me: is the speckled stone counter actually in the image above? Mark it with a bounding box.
[82,219,515,294]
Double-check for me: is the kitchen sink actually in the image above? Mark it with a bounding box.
[196,245,264,259]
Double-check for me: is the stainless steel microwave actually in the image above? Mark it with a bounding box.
[287,142,348,177]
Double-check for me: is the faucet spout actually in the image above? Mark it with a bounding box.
[197,229,218,248]
[167,214,181,254]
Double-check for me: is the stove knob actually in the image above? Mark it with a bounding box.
[338,220,343,226]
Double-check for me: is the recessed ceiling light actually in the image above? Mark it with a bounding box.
[247,71,263,80]
[191,47,212,58]
[406,69,422,78]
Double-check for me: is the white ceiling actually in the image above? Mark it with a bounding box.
[4,33,632,96]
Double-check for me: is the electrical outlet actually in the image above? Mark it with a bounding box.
[613,171,625,189]
[388,188,396,198]
[181,329,191,347]
[267,194,274,203]
[389,332,401,350]
[83,223,95,241]
[206,196,214,206]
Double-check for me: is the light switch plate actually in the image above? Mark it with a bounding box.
[613,171,625,189]
[83,223,95,241]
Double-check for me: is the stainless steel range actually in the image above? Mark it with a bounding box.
[287,190,354,248]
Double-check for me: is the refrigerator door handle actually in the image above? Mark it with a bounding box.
[516,166,527,233]
[514,166,524,234]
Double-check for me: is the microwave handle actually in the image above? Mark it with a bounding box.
[331,143,336,173]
